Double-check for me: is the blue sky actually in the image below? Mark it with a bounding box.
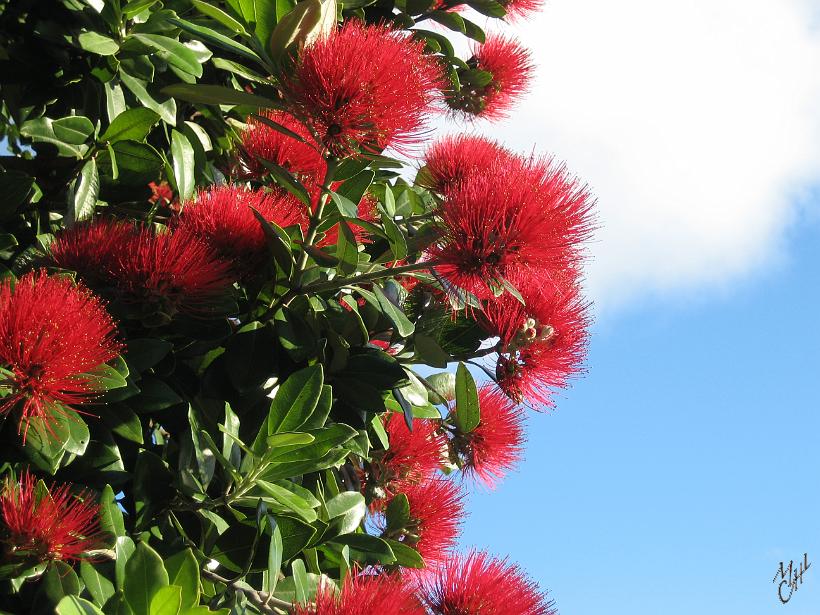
[458,213,820,614]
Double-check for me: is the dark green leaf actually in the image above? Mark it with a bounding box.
[131,33,203,77]
[335,219,359,275]
[33,561,80,613]
[330,534,396,565]
[191,0,249,34]
[80,561,115,609]
[169,18,262,63]
[454,362,480,433]
[383,539,425,568]
[100,108,160,144]
[0,171,35,218]
[99,484,125,539]
[336,170,374,206]
[164,550,199,610]
[119,72,177,125]
[372,283,414,337]
[78,31,120,55]
[224,323,279,393]
[123,338,172,373]
[129,376,182,412]
[123,543,169,615]
[265,364,324,436]
[171,129,196,200]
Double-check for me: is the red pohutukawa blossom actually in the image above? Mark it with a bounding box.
[430,155,594,299]
[0,470,103,563]
[448,386,525,488]
[176,185,308,280]
[48,220,235,321]
[482,276,590,407]
[282,21,443,156]
[237,110,327,183]
[295,573,423,615]
[498,0,544,21]
[446,35,534,120]
[0,271,121,440]
[380,479,464,566]
[366,414,446,501]
[418,550,556,615]
[422,134,513,194]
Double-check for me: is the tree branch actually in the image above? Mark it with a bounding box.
[202,568,295,614]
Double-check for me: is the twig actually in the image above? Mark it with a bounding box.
[202,568,295,614]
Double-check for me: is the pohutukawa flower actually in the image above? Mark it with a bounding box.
[282,21,443,157]
[446,35,534,120]
[482,276,590,407]
[295,573,423,615]
[365,414,446,504]
[380,479,464,566]
[48,221,235,321]
[175,185,308,280]
[429,156,595,299]
[448,386,525,488]
[237,110,327,183]
[418,550,556,615]
[0,470,103,563]
[421,134,513,194]
[499,0,544,21]
[0,271,121,440]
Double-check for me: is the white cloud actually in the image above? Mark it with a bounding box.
[440,0,820,311]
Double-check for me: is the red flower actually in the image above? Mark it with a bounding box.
[422,135,513,193]
[429,156,594,299]
[283,21,443,157]
[176,185,308,280]
[0,470,103,563]
[381,479,464,566]
[366,414,446,502]
[295,573,423,615]
[0,271,121,440]
[446,35,534,120]
[418,550,556,615]
[48,221,235,321]
[448,386,525,488]
[482,276,590,407]
[237,110,327,184]
[499,0,544,21]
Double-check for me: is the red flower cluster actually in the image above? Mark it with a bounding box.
[237,110,327,184]
[422,134,512,194]
[448,386,526,488]
[381,479,464,566]
[295,574,422,615]
[366,414,446,503]
[418,550,556,615]
[282,21,443,156]
[430,153,594,300]
[482,276,590,407]
[446,35,534,120]
[499,0,544,21]
[176,185,308,280]
[48,220,234,321]
[0,271,121,440]
[0,470,102,563]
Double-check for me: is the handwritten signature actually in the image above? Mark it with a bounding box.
[773,553,811,604]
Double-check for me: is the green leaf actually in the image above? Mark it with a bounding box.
[171,129,196,200]
[56,596,106,615]
[383,493,410,533]
[131,34,203,77]
[372,283,414,337]
[383,539,425,568]
[52,116,96,144]
[381,213,408,262]
[123,338,172,373]
[169,18,261,63]
[330,534,396,565]
[0,171,35,218]
[250,113,307,143]
[34,561,80,613]
[454,362,480,433]
[336,170,374,206]
[63,409,90,456]
[162,83,277,109]
[19,117,91,158]
[130,376,183,412]
[265,520,283,594]
[100,108,160,144]
[414,333,450,368]
[300,384,332,430]
[85,362,128,392]
[291,559,308,604]
[120,71,177,125]
[325,492,366,535]
[115,536,136,589]
[123,543,170,615]
[266,364,324,436]
[430,10,466,33]
[255,480,318,522]
[100,140,164,184]
[80,561,116,608]
[224,323,279,393]
[335,219,358,275]
[123,0,159,17]
[191,0,249,34]
[78,31,120,55]
[69,159,99,225]
[256,158,311,205]
[164,550,199,610]
[149,585,182,615]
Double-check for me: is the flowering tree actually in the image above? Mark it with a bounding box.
[0,0,594,613]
